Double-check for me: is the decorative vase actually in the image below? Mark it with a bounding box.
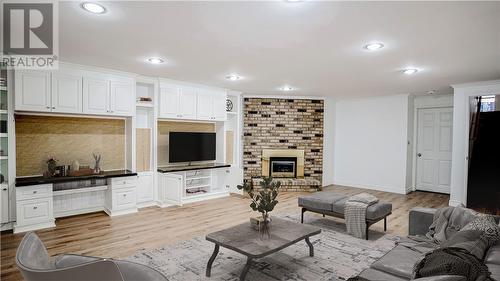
[259,213,271,239]
[47,159,57,177]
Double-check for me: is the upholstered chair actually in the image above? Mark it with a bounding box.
[16,232,167,281]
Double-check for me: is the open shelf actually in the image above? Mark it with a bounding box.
[0,156,8,160]
[0,110,7,114]
[0,133,7,137]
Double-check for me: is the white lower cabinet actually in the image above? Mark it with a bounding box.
[104,176,138,216]
[14,184,55,234]
[157,173,183,207]
[137,173,154,206]
[0,185,9,224]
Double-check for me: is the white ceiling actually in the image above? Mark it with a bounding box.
[59,1,500,98]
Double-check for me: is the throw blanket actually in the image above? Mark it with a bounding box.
[345,193,378,239]
[413,247,492,281]
[427,206,478,244]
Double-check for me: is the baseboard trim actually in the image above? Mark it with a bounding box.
[448,200,464,207]
[332,181,407,195]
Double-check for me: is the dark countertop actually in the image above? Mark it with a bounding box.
[158,163,230,173]
[16,170,137,187]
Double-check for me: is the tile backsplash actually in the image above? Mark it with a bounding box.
[16,115,125,176]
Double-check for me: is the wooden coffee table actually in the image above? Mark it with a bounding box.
[205,217,321,280]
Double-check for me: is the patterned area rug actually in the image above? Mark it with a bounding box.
[127,214,399,281]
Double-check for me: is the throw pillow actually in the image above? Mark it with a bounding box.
[461,214,500,241]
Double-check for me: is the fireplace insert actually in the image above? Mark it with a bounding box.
[269,157,297,178]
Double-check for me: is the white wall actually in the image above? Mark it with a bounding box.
[450,80,500,206]
[323,97,335,185]
[333,94,410,194]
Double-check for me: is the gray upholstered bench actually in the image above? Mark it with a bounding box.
[298,191,392,240]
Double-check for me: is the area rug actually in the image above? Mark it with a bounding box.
[126,214,399,280]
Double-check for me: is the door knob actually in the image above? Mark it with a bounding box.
[417,153,422,157]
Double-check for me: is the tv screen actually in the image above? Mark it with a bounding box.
[169,132,216,163]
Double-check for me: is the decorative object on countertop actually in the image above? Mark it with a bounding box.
[71,160,80,172]
[237,177,281,238]
[138,96,152,102]
[93,153,102,174]
[45,157,57,178]
[0,173,4,183]
[68,168,95,177]
[226,99,233,112]
[54,165,66,177]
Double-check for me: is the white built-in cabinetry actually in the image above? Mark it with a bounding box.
[14,70,51,112]
[51,71,83,113]
[14,184,55,233]
[105,177,138,216]
[159,82,227,121]
[15,65,136,117]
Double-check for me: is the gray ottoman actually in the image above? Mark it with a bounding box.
[298,191,392,240]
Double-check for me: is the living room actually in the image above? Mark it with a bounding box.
[1,1,500,281]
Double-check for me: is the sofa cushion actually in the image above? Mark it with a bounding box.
[371,245,423,279]
[333,198,392,220]
[298,192,346,211]
[485,242,500,265]
[357,268,407,281]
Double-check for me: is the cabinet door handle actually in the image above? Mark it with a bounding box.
[52,107,56,109]
[33,206,38,210]
[33,191,37,194]
[46,106,51,109]
[123,194,127,197]
[2,188,7,191]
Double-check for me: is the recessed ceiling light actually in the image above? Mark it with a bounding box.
[225,75,242,81]
[364,42,384,51]
[280,86,294,92]
[147,57,164,64]
[81,2,107,14]
[403,68,418,75]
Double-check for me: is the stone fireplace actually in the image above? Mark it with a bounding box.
[243,98,324,191]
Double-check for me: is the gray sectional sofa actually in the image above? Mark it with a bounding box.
[356,207,500,281]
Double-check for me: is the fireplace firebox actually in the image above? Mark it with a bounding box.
[269,157,297,178]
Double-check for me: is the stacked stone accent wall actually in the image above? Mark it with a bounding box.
[243,98,324,189]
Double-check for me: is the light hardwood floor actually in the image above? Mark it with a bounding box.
[1,185,449,281]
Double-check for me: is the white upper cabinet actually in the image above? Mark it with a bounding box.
[51,72,82,113]
[197,90,227,121]
[159,85,180,118]
[212,92,227,121]
[159,82,227,121]
[15,70,51,112]
[110,81,135,116]
[83,77,110,115]
[178,87,197,119]
[15,65,135,117]
[196,91,212,120]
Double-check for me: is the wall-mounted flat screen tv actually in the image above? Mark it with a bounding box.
[169,132,216,163]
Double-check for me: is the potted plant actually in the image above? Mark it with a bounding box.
[237,177,280,238]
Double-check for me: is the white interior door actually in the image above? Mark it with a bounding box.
[416,107,453,194]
